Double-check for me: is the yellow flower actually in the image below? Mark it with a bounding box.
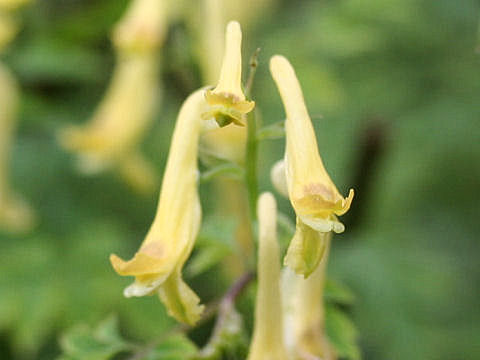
[270,55,354,276]
[247,192,289,360]
[0,63,35,233]
[58,55,158,175]
[112,0,169,54]
[282,234,336,360]
[203,21,254,127]
[110,88,208,325]
[58,0,169,194]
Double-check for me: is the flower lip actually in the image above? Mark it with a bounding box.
[293,186,354,218]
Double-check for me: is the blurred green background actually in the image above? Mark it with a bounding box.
[1,0,479,359]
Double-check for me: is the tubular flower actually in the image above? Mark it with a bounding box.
[203,21,254,127]
[282,234,335,360]
[247,192,289,360]
[197,9,248,165]
[291,234,336,360]
[0,64,35,232]
[270,55,354,276]
[110,89,208,325]
[58,0,169,194]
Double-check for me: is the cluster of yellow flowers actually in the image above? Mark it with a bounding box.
[57,0,275,194]
[106,14,353,358]
[0,0,354,355]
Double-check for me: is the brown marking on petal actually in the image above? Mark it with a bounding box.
[303,183,336,202]
[140,241,164,258]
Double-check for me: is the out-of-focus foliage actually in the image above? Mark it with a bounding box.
[1,0,479,359]
[58,315,197,360]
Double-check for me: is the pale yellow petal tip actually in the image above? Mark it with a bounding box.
[123,279,162,297]
[300,215,345,234]
[270,160,288,198]
[269,55,293,79]
[258,192,276,218]
[226,20,241,39]
[336,188,354,216]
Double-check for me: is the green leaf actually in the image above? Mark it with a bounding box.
[324,278,356,305]
[325,305,361,360]
[58,315,131,360]
[140,333,198,360]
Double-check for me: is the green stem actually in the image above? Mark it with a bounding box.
[244,48,261,222]
[245,110,258,221]
[245,48,260,99]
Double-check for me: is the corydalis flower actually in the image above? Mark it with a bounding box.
[110,89,208,325]
[199,17,249,164]
[58,0,169,194]
[112,0,168,53]
[270,55,354,276]
[286,234,336,360]
[203,21,254,127]
[247,192,289,360]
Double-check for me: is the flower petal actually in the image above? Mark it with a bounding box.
[284,219,328,278]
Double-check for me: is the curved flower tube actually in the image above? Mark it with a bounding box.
[110,88,209,325]
[282,234,336,360]
[270,55,354,276]
[247,192,289,360]
[292,234,336,359]
[203,21,254,127]
[58,0,169,194]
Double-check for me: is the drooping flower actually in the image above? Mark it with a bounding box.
[247,192,289,360]
[202,21,254,127]
[58,0,169,194]
[282,233,336,360]
[270,55,354,276]
[110,88,209,325]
